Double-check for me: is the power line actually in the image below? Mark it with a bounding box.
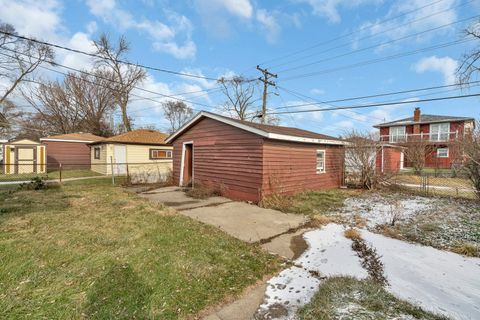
[277,14,478,73]
[267,92,480,115]
[274,80,480,110]
[0,30,221,81]
[257,0,451,67]
[280,38,474,82]
[0,50,214,111]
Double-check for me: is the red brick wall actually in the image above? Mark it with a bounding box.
[43,140,92,169]
[262,140,344,198]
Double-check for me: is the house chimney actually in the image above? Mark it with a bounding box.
[413,107,421,135]
[414,107,421,122]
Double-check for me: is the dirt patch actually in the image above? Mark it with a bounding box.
[255,302,289,320]
[290,233,308,260]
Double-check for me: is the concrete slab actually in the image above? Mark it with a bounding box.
[182,202,307,243]
[203,283,267,320]
[261,229,311,260]
[139,188,231,210]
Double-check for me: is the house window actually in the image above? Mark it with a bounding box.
[94,147,100,159]
[389,126,406,142]
[316,150,326,174]
[437,148,449,158]
[430,123,450,141]
[150,149,172,159]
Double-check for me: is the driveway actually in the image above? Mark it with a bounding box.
[139,187,307,243]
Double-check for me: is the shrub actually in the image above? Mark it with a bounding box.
[18,176,48,191]
[344,228,361,240]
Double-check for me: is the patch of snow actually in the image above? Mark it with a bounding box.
[257,224,366,319]
[340,195,435,227]
[361,229,480,320]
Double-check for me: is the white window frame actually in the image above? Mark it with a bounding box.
[149,148,172,159]
[389,126,406,143]
[316,149,326,174]
[430,123,450,141]
[436,147,449,158]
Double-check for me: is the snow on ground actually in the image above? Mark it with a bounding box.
[362,229,480,320]
[338,194,435,227]
[257,223,480,320]
[256,224,367,319]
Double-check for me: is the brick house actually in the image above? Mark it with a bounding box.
[373,108,475,169]
[165,111,347,202]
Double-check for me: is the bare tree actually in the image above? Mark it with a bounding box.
[457,20,480,85]
[458,120,480,198]
[162,100,193,134]
[23,71,116,136]
[344,130,383,189]
[218,76,259,121]
[93,34,146,132]
[403,138,434,175]
[0,99,24,137]
[0,23,54,131]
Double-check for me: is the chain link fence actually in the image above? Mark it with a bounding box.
[0,161,173,186]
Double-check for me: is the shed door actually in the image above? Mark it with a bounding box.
[181,143,193,187]
[113,145,127,175]
[17,147,36,174]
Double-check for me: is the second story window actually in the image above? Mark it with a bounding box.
[430,123,450,141]
[390,126,406,142]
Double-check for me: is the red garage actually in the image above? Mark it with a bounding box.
[165,111,347,202]
[40,133,103,170]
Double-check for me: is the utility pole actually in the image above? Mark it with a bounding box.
[257,65,277,124]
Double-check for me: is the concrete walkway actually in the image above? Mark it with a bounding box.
[140,187,307,243]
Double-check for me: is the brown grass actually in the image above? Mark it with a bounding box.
[309,214,332,228]
[185,180,223,199]
[452,242,479,257]
[344,228,362,240]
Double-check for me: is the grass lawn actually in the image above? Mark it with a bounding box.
[0,169,102,182]
[0,179,280,319]
[297,277,447,320]
[262,189,362,217]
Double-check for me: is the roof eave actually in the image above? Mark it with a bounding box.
[165,111,346,145]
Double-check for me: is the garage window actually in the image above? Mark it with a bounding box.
[437,148,449,158]
[316,150,326,174]
[94,147,100,159]
[150,149,172,159]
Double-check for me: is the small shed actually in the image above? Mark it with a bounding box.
[165,111,348,202]
[89,129,173,182]
[2,139,46,174]
[40,133,103,170]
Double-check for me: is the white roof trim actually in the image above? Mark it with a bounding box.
[165,111,347,145]
[40,138,96,143]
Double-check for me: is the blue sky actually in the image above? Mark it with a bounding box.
[1,0,479,136]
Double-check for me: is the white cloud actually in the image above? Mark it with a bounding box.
[296,0,382,23]
[414,56,458,85]
[0,0,64,41]
[194,0,253,19]
[357,0,457,47]
[310,88,325,96]
[256,9,281,44]
[85,0,195,59]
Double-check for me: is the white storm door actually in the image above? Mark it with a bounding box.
[113,145,127,175]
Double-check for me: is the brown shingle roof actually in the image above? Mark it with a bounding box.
[220,114,342,141]
[41,132,103,142]
[93,129,169,145]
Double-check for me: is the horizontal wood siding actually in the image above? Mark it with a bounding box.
[172,118,264,202]
[43,141,91,169]
[262,140,345,197]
